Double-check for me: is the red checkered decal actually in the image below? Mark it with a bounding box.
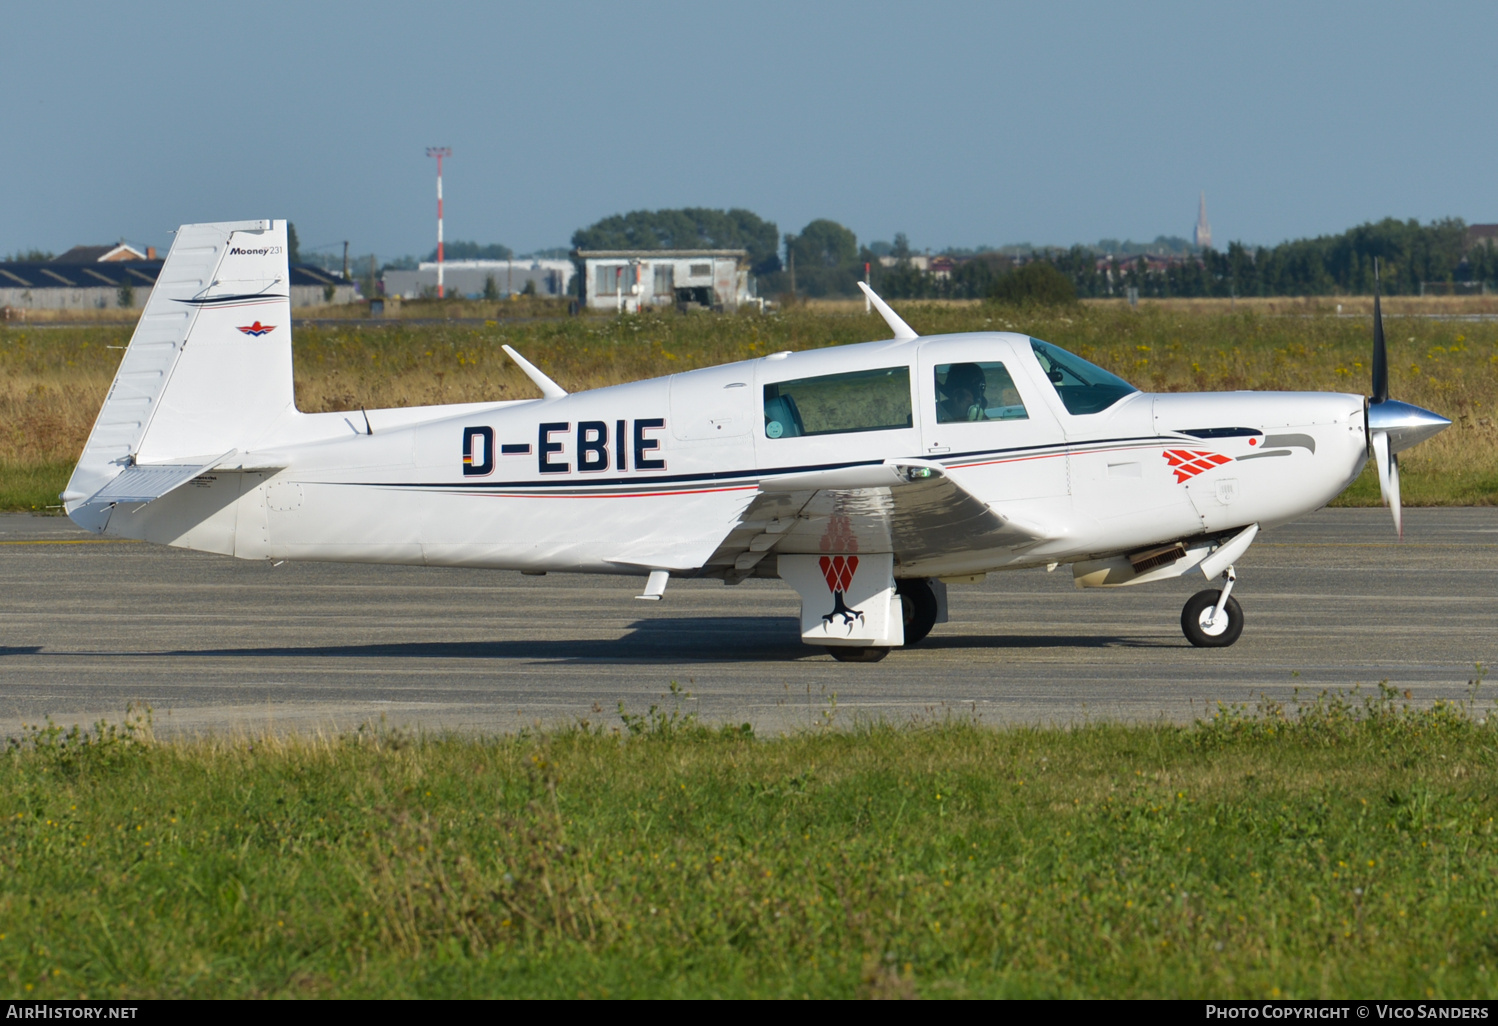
[1163,449,1232,483]
[818,555,858,594]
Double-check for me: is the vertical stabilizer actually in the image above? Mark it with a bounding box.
[65,219,297,528]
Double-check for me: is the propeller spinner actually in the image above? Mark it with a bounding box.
[1365,260,1451,537]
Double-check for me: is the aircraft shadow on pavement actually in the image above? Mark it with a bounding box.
[918,634,1176,650]
[134,617,1171,663]
[163,617,814,664]
[0,647,43,657]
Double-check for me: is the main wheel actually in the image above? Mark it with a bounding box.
[1181,589,1244,648]
[825,645,890,663]
[896,578,939,645]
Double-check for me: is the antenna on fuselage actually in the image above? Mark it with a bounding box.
[501,344,568,399]
[857,282,919,342]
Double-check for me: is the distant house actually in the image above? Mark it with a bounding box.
[1465,224,1498,250]
[0,259,357,311]
[877,254,930,272]
[52,242,156,263]
[381,259,575,300]
[573,249,751,312]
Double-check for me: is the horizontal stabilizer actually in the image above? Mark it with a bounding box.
[85,450,240,506]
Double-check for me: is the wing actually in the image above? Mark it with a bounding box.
[703,459,1055,577]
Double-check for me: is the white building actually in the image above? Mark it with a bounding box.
[574,249,751,312]
[381,259,575,300]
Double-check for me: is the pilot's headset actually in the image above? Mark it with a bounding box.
[941,363,987,421]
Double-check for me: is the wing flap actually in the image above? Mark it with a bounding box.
[705,460,1054,573]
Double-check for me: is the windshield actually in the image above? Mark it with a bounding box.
[1029,338,1139,415]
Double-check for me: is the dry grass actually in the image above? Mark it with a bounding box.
[3,303,1495,508]
[1084,294,1498,317]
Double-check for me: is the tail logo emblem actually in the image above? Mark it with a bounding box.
[237,321,276,337]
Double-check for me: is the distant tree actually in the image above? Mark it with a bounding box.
[779,220,860,298]
[6,249,54,262]
[891,232,912,261]
[989,261,1077,306]
[790,219,857,269]
[521,278,537,297]
[572,208,782,276]
[482,275,500,300]
[866,240,894,257]
[429,241,514,261]
[116,280,134,308]
[287,223,301,264]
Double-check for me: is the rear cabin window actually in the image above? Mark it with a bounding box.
[763,366,912,439]
[934,362,1029,423]
[1029,338,1138,415]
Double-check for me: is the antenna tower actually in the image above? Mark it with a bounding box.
[427,147,453,298]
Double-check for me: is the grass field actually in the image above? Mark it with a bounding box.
[2,300,1496,509]
[2,685,1495,999]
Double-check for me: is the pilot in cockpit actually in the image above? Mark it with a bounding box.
[937,362,989,423]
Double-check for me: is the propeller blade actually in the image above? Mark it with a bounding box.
[1371,266,1389,403]
[1371,430,1403,539]
[1389,451,1402,540]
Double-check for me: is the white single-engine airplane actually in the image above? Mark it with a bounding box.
[65,220,1451,661]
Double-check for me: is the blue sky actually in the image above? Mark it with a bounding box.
[2,0,1493,261]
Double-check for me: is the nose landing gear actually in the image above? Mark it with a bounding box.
[1181,566,1244,647]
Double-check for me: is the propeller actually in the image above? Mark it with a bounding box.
[1365,258,1451,538]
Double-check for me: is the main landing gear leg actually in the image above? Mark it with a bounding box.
[1181,566,1244,648]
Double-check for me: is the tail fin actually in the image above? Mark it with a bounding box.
[65,219,297,528]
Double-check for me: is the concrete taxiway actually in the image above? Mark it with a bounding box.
[1,508,1493,737]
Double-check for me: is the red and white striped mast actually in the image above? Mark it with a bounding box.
[426,147,452,298]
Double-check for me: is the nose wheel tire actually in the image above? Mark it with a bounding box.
[825,645,890,663]
[896,578,939,645]
[1181,589,1244,648]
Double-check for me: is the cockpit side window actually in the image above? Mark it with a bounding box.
[934,362,1029,424]
[1029,338,1139,415]
[763,365,912,439]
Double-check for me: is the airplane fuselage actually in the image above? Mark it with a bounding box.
[100,330,1369,581]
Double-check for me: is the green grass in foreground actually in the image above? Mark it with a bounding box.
[2,685,1496,999]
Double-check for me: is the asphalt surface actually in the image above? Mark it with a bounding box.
[1,508,1494,737]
